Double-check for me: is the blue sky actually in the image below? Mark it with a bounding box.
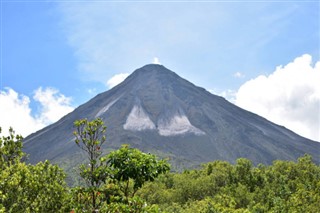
[1,1,319,141]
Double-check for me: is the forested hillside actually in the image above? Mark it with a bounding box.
[1,120,319,212]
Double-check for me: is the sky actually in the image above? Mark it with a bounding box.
[0,1,319,142]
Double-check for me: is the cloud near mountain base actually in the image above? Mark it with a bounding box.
[0,87,74,137]
[235,54,320,142]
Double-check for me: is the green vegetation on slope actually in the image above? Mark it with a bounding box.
[138,156,320,212]
[1,120,320,212]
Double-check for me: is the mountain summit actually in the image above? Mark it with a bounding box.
[24,64,320,170]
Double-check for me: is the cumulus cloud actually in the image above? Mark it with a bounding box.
[235,54,320,141]
[106,73,129,88]
[0,87,74,137]
[33,87,74,125]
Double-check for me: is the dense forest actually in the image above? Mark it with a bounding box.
[1,118,319,212]
[138,155,320,212]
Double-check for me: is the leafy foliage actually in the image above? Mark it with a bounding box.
[108,144,170,199]
[0,127,24,168]
[0,128,68,213]
[73,118,109,211]
[138,155,320,212]
[73,118,108,187]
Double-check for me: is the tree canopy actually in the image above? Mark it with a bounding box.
[138,155,320,212]
[0,128,68,213]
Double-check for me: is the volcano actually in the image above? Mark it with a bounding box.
[24,64,320,171]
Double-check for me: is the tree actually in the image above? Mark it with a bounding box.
[108,144,170,200]
[0,161,68,213]
[0,127,24,168]
[73,118,109,211]
[0,127,68,213]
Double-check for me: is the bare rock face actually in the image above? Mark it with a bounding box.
[24,64,320,171]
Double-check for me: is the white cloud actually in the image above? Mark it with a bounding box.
[235,54,320,142]
[33,87,74,125]
[153,57,161,65]
[0,88,43,137]
[107,73,129,88]
[0,87,74,137]
[233,72,245,78]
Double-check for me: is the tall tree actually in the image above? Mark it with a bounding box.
[73,118,108,211]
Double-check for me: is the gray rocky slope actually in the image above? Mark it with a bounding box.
[24,64,320,170]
